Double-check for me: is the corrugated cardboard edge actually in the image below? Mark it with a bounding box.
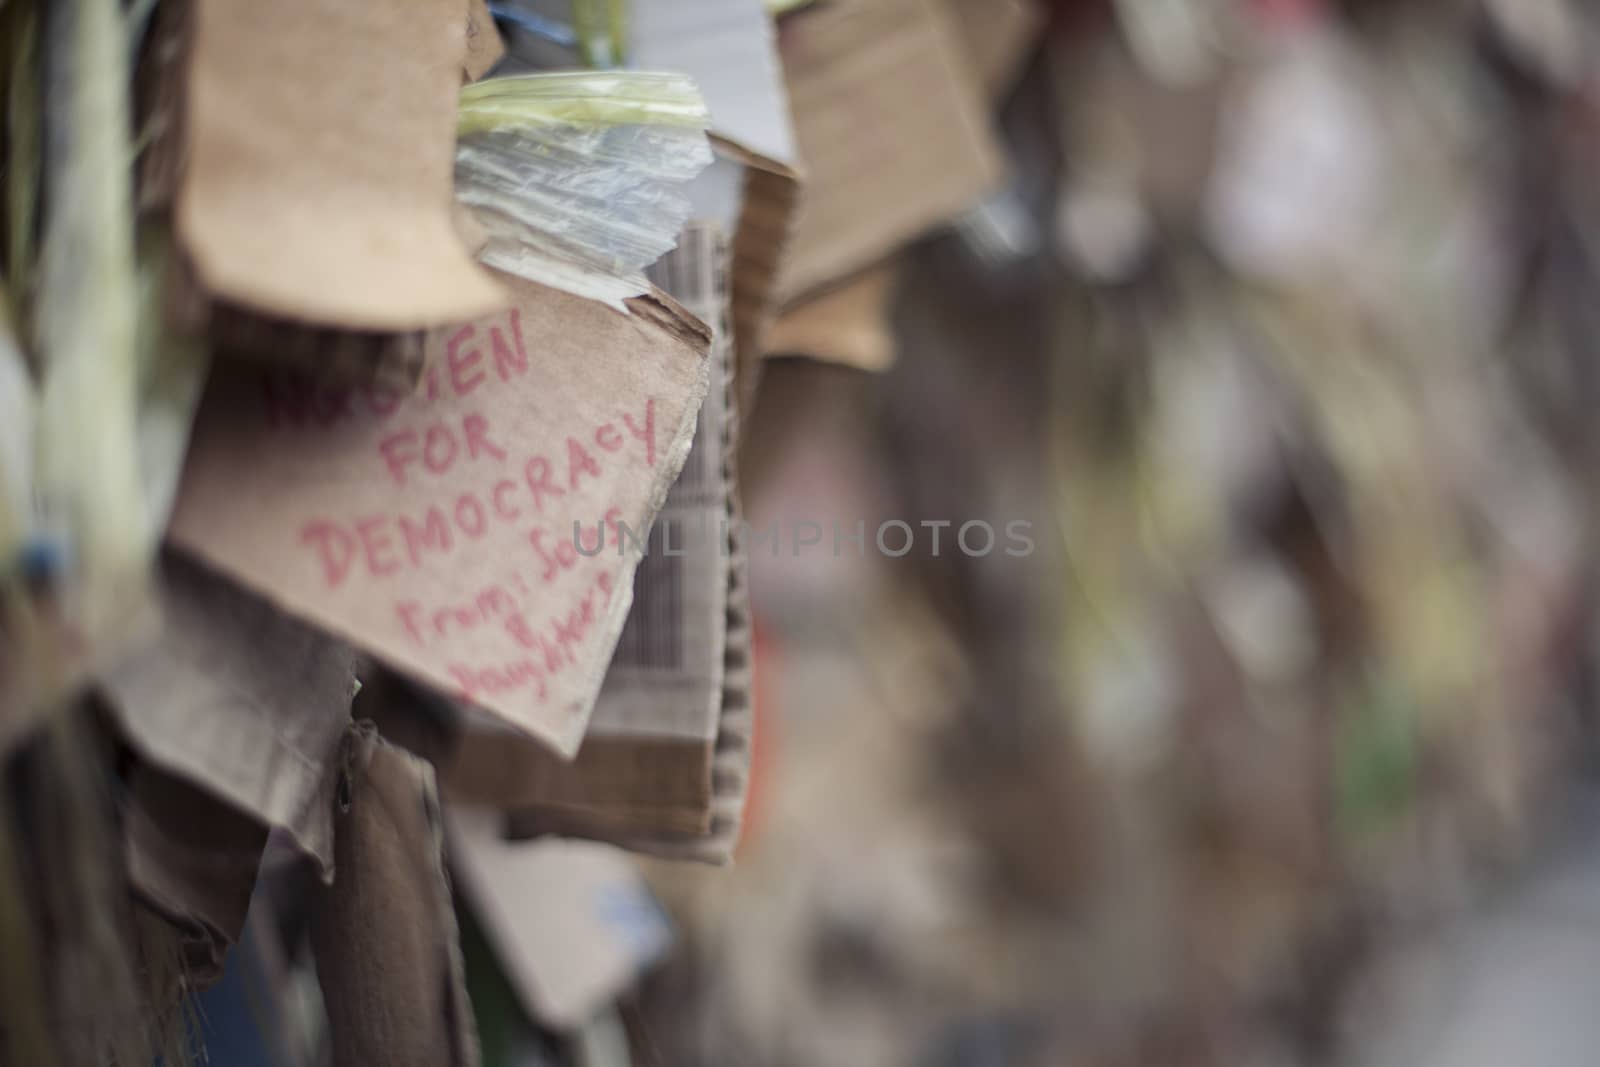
[680,294,754,862]
[710,134,802,423]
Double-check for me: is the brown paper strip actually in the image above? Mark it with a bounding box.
[311,725,479,1067]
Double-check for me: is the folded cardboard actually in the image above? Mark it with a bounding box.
[177,0,505,330]
[101,551,356,879]
[444,226,753,861]
[124,765,267,986]
[168,275,711,755]
[774,0,1003,306]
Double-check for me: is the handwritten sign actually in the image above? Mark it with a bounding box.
[168,275,711,755]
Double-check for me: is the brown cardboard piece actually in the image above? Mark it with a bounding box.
[168,275,710,756]
[766,263,900,371]
[441,226,754,862]
[101,551,356,879]
[774,0,1004,306]
[176,0,506,331]
[312,725,479,1067]
[124,766,268,987]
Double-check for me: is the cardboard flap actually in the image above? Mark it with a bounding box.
[102,551,356,879]
[168,276,711,756]
[776,0,1003,304]
[176,0,506,331]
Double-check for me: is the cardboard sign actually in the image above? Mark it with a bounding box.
[177,0,505,330]
[169,275,710,755]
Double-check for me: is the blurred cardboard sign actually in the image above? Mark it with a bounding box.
[447,809,672,1031]
[168,276,710,756]
[631,0,803,393]
[944,0,1044,100]
[774,0,1003,306]
[177,0,505,331]
[767,263,899,370]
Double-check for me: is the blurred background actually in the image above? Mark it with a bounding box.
[638,2,1600,1064]
[10,0,1600,1065]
